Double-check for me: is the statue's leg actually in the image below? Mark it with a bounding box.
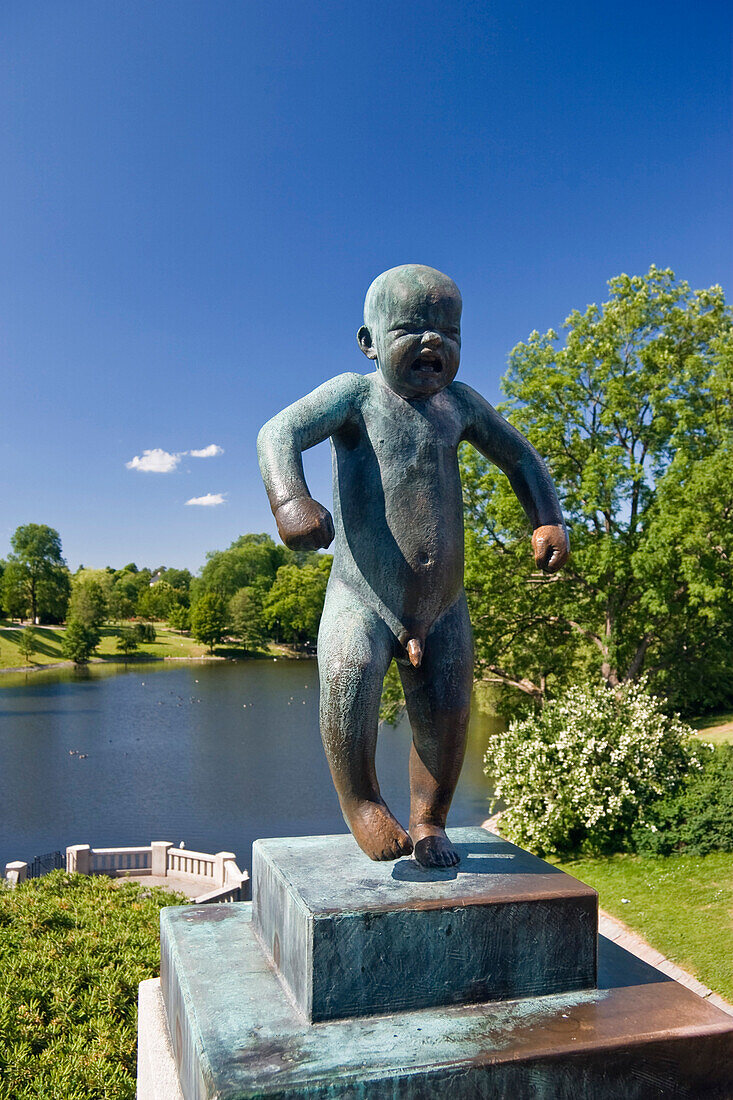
[399,592,473,868]
[318,582,413,861]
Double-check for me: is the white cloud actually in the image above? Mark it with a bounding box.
[185,492,227,507]
[126,449,181,474]
[189,444,224,458]
[126,442,223,473]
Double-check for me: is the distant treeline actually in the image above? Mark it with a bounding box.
[0,526,332,652]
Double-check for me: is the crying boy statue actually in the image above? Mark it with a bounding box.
[258,264,568,868]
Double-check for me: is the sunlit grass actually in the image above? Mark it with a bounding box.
[555,851,733,1001]
[691,711,733,745]
[0,622,290,671]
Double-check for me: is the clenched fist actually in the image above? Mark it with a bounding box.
[531,524,569,573]
[275,497,335,551]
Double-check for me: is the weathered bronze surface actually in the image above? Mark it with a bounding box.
[258,265,569,867]
[251,829,598,1022]
[161,898,733,1099]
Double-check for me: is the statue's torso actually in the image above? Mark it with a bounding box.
[329,376,466,641]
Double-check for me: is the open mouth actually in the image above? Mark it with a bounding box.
[413,352,443,374]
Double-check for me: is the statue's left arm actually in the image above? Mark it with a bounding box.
[456,383,569,572]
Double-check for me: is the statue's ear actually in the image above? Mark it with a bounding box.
[357,326,377,360]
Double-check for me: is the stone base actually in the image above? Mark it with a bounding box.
[137,978,184,1100]
[157,901,733,1099]
[251,829,598,1020]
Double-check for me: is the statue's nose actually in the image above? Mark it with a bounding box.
[422,330,442,347]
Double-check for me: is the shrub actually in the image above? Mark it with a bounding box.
[61,618,100,665]
[0,872,185,1099]
[633,742,733,856]
[485,680,700,856]
[116,627,139,656]
[132,622,156,644]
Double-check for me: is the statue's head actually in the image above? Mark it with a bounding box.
[358,265,462,399]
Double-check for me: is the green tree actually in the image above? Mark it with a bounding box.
[108,567,148,621]
[17,627,36,665]
[61,619,100,665]
[190,593,228,653]
[167,604,191,632]
[228,586,269,650]
[192,533,295,603]
[68,570,111,630]
[263,558,331,643]
[3,524,70,623]
[462,267,732,713]
[136,581,178,621]
[116,627,139,658]
[158,567,192,597]
[132,622,156,644]
[1,560,31,620]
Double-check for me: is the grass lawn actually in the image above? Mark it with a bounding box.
[0,625,67,668]
[0,872,186,1100]
[555,851,733,1002]
[0,623,290,671]
[691,710,733,745]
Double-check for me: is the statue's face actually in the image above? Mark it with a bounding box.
[366,280,462,399]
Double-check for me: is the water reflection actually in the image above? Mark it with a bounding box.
[0,661,499,872]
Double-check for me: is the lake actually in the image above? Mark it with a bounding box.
[0,660,499,873]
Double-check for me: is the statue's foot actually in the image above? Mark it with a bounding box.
[410,824,460,869]
[345,798,414,861]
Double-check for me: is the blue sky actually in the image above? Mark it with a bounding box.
[2,1,731,571]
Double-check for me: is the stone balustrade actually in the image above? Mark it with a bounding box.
[5,840,250,903]
[4,861,28,885]
[166,847,216,880]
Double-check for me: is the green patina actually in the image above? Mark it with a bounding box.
[159,829,733,1099]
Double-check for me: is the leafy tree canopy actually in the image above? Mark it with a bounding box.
[68,569,113,630]
[61,619,100,665]
[462,267,732,714]
[116,626,139,657]
[263,558,331,644]
[190,592,228,653]
[192,533,316,603]
[167,603,191,632]
[3,524,70,623]
[17,627,36,665]
[228,586,269,650]
[136,581,181,621]
[157,567,192,593]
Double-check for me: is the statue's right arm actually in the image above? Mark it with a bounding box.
[257,374,361,550]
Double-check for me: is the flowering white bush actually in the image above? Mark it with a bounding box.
[485,680,700,856]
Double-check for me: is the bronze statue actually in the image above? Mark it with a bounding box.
[258,265,568,868]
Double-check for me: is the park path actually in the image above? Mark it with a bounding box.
[598,909,732,1016]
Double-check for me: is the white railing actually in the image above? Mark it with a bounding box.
[6,840,250,903]
[166,848,216,879]
[91,846,152,874]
